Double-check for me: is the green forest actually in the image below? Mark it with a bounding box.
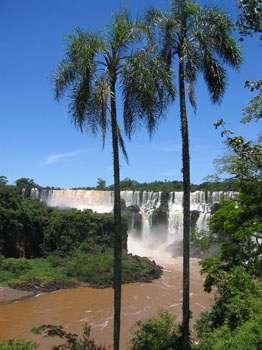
[76,177,240,192]
[0,182,162,290]
[1,0,262,349]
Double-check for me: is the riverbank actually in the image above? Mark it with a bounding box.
[0,257,211,350]
[0,256,163,304]
[0,279,80,304]
[0,286,35,304]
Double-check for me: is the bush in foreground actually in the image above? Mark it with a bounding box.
[32,323,107,350]
[0,339,38,350]
[129,309,182,350]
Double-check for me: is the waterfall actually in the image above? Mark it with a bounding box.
[30,188,237,251]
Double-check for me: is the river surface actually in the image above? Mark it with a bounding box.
[0,255,212,349]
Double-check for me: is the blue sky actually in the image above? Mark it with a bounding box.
[0,0,261,188]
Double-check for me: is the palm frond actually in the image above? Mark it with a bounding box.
[93,76,110,148]
[121,48,175,139]
[199,7,242,68]
[116,125,129,164]
[69,80,96,134]
[187,80,196,113]
[106,8,142,57]
[202,53,226,104]
[151,1,243,108]
[53,59,76,101]
[52,28,102,101]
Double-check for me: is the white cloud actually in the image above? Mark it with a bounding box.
[43,150,82,165]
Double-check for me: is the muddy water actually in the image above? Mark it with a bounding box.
[0,257,212,349]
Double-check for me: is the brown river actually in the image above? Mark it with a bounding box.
[0,255,212,349]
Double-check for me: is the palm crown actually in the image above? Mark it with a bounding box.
[53,9,174,159]
[148,0,242,109]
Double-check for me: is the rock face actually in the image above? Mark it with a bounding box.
[30,188,237,246]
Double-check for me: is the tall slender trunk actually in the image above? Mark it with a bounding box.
[110,76,122,350]
[179,56,191,350]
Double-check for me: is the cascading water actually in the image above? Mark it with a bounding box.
[30,188,237,255]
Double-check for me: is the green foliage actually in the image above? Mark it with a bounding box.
[236,0,262,40]
[0,185,47,258]
[195,267,262,350]
[2,258,31,275]
[107,178,239,192]
[129,309,182,350]
[197,174,262,348]
[42,209,127,256]
[0,270,15,284]
[0,176,8,185]
[46,254,65,268]
[65,251,114,286]
[190,229,214,252]
[15,178,39,198]
[227,136,262,179]
[196,315,262,350]
[122,254,161,282]
[213,120,262,180]
[0,250,161,288]
[0,183,129,259]
[241,87,262,123]
[0,256,71,286]
[196,266,262,332]
[0,339,38,350]
[96,178,106,190]
[203,179,262,277]
[64,251,161,287]
[32,323,107,350]
[15,178,37,189]
[210,202,223,215]
[74,177,240,192]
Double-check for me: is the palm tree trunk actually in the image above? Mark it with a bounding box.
[179,57,191,350]
[110,77,122,350]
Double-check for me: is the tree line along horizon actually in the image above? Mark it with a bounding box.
[0,175,240,193]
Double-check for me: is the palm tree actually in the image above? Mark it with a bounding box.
[52,9,174,350]
[147,1,242,348]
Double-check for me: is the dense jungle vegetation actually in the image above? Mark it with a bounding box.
[73,177,240,192]
[0,182,162,289]
[3,175,240,193]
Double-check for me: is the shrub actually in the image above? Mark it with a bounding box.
[0,270,14,283]
[32,323,107,349]
[46,254,64,268]
[2,258,31,275]
[65,251,114,286]
[129,309,182,350]
[196,315,262,350]
[0,339,38,350]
